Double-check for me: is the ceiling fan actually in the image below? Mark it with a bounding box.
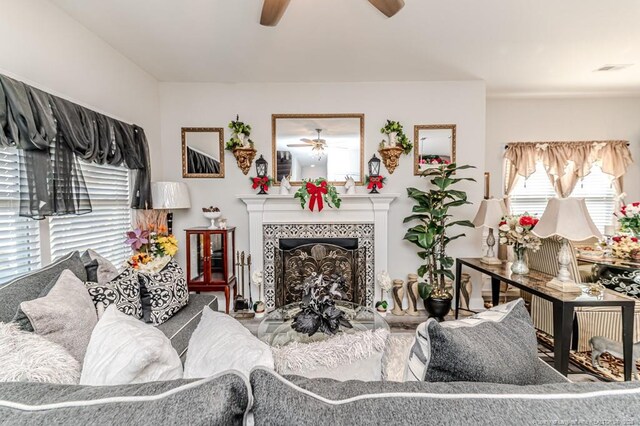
[287,129,330,160]
[287,128,327,148]
[260,0,405,26]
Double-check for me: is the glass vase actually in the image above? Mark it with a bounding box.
[511,245,529,275]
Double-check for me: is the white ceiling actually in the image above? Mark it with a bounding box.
[50,0,640,96]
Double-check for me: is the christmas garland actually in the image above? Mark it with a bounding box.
[294,178,342,212]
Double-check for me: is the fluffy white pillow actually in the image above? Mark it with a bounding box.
[0,322,80,384]
[272,329,389,381]
[80,306,183,385]
[184,306,274,379]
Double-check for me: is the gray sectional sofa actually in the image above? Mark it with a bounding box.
[0,366,639,425]
[1,253,639,425]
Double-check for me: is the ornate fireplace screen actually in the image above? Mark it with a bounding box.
[275,238,366,307]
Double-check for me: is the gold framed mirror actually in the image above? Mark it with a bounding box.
[413,124,456,175]
[272,114,365,185]
[182,127,225,178]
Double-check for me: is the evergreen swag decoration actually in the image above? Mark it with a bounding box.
[294,178,342,212]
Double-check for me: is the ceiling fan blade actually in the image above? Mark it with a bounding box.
[300,138,314,144]
[287,144,312,147]
[367,0,405,18]
[260,0,291,26]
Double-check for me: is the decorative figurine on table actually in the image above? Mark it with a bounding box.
[280,175,292,195]
[252,270,265,319]
[375,270,392,316]
[344,175,356,195]
[391,279,405,316]
[366,154,386,194]
[250,155,272,195]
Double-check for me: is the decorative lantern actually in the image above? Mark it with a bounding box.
[368,154,382,194]
[255,155,269,195]
[368,154,381,177]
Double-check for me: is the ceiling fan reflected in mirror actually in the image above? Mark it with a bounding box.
[260,0,405,26]
[287,128,327,160]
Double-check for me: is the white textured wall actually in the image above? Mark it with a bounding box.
[158,81,487,304]
[486,97,640,201]
[0,0,161,174]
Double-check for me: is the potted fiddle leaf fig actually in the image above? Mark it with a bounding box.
[403,163,476,321]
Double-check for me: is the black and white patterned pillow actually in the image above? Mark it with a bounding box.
[85,268,143,319]
[138,260,189,326]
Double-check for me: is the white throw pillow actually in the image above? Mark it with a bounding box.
[80,305,183,385]
[0,322,80,384]
[184,306,274,379]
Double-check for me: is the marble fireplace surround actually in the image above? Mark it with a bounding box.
[238,194,399,310]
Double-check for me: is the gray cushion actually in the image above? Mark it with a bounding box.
[80,249,119,284]
[12,275,58,332]
[0,252,86,323]
[157,293,217,360]
[20,270,97,363]
[250,368,640,425]
[406,298,539,384]
[0,372,250,426]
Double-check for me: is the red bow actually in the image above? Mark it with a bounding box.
[306,181,328,211]
[252,177,269,192]
[367,176,383,190]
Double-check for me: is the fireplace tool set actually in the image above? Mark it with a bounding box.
[233,251,255,318]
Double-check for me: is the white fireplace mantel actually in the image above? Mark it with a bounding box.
[238,193,399,300]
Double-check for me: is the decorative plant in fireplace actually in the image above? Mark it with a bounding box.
[403,163,476,321]
[291,274,353,336]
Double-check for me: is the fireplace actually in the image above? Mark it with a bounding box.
[275,237,366,307]
[238,193,398,311]
[262,223,374,309]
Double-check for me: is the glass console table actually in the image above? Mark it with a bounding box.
[257,301,389,347]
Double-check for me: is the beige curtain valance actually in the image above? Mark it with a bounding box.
[503,140,633,198]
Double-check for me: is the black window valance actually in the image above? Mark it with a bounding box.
[0,74,152,219]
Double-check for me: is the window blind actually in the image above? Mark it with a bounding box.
[49,161,132,268]
[0,148,41,285]
[509,162,616,233]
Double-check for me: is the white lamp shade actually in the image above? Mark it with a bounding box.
[151,182,191,209]
[472,198,508,229]
[532,198,602,241]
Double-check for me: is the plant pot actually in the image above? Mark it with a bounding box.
[424,294,452,322]
[387,131,398,146]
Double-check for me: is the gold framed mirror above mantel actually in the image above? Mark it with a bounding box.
[182,127,225,178]
[272,113,365,186]
[414,124,456,176]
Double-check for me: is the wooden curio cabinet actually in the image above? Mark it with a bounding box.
[185,227,237,314]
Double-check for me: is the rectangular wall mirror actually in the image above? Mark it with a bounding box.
[272,114,364,185]
[182,127,225,178]
[414,124,456,175]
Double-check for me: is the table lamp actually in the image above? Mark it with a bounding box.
[533,198,602,293]
[151,182,191,234]
[472,198,507,265]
